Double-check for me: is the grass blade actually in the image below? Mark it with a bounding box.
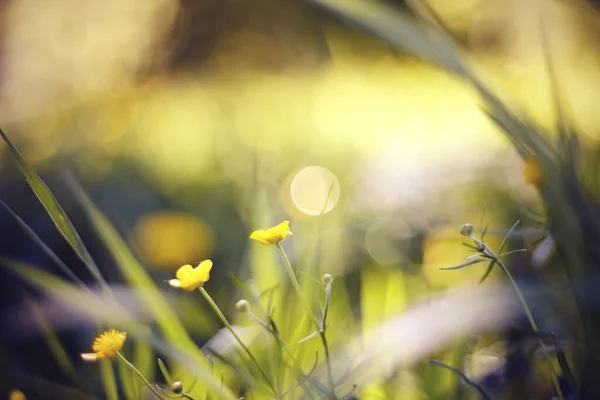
[0,200,89,291]
[23,294,78,382]
[66,176,235,399]
[158,358,173,385]
[311,0,468,77]
[0,128,108,291]
[479,260,497,284]
[426,360,490,400]
[7,260,236,399]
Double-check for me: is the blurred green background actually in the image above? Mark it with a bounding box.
[2,0,600,399]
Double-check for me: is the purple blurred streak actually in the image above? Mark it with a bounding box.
[2,284,185,340]
[328,284,519,393]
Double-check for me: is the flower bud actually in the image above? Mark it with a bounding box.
[460,224,474,237]
[170,382,183,394]
[321,273,333,285]
[236,299,251,313]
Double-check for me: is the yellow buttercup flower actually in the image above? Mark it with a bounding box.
[81,329,127,362]
[169,260,213,291]
[249,221,293,246]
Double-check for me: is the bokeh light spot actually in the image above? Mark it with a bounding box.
[290,166,340,215]
[134,211,214,269]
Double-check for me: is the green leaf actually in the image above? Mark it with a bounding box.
[66,177,235,399]
[0,128,109,291]
[0,200,88,291]
[7,260,236,399]
[157,358,173,385]
[311,0,468,77]
[479,260,497,284]
[23,295,78,382]
[100,345,119,400]
[426,360,490,400]
[133,340,155,392]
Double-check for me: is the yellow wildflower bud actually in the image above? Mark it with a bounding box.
[169,260,213,291]
[524,157,543,186]
[249,221,293,246]
[81,329,127,362]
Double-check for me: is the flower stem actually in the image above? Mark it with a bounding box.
[276,243,337,399]
[198,287,278,398]
[116,351,168,400]
[495,258,564,400]
[276,243,320,329]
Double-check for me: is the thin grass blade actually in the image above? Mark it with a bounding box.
[426,360,490,400]
[158,358,173,385]
[0,129,108,290]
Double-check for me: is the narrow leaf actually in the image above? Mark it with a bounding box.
[498,220,520,257]
[23,295,77,382]
[479,260,497,284]
[0,200,89,291]
[426,360,491,400]
[158,358,173,385]
[0,128,107,289]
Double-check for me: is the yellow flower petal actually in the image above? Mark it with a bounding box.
[249,221,292,246]
[176,264,194,281]
[170,260,213,291]
[82,329,127,362]
[192,260,212,283]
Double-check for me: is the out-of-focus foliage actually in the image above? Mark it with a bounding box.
[3,0,600,398]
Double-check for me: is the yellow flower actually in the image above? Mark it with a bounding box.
[524,157,543,186]
[81,329,127,362]
[249,221,293,245]
[168,260,212,291]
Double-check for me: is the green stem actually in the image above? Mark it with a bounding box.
[495,258,564,400]
[198,287,278,398]
[276,243,337,399]
[116,352,168,400]
[319,331,336,399]
[276,244,320,329]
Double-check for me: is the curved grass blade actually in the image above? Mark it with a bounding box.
[23,294,77,382]
[7,260,237,399]
[0,128,109,292]
[158,358,174,385]
[0,200,90,291]
[311,0,469,77]
[478,260,496,284]
[100,346,119,400]
[65,176,236,399]
[426,360,490,400]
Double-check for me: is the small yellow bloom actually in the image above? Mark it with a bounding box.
[249,221,293,246]
[169,260,212,291]
[81,329,127,362]
[524,157,543,186]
